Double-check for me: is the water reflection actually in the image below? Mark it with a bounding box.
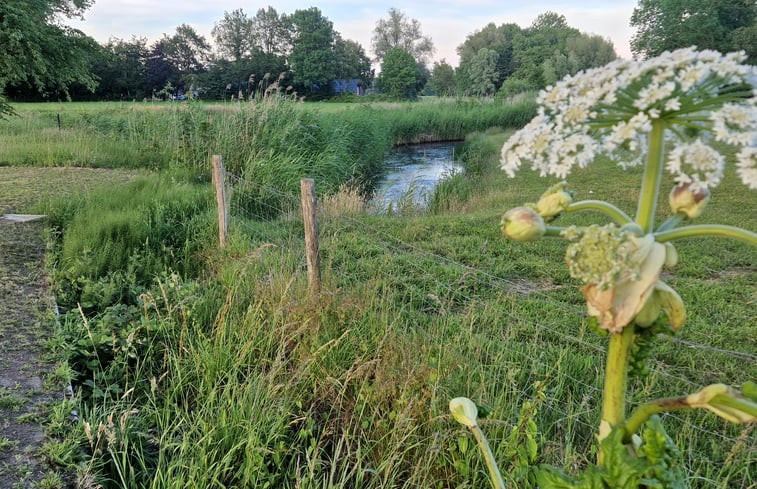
[372,142,463,211]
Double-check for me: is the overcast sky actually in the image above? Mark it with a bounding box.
[65,1,639,64]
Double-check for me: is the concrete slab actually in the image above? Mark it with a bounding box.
[1,214,47,223]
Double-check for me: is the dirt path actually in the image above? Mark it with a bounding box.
[0,218,60,488]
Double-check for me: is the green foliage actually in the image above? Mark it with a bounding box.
[537,418,686,489]
[92,37,149,101]
[630,0,757,60]
[285,7,337,95]
[212,8,254,62]
[504,382,546,486]
[334,36,374,88]
[0,0,98,100]
[42,174,214,310]
[371,8,435,67]
[497,78,536,99]
[467,48,500,97]
[161,24,211,75]
[429,60,457,97]
[0,92,15,120]
[457,13,616,96]
[377,48,421,100]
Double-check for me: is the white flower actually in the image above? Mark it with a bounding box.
[564,226,669,333]
[711,103,757,145]
[666,140,725,190]
[736,146,757,190]
[500,48,757,190]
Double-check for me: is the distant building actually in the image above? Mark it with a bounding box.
[331,79,365,95]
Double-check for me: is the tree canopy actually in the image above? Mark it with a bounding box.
[630,0,757,61]
[212,9,254,62]
[285,7,336,94]
[371,8,434,67]
[429,60,456,97]
[455,12,616,97]
[0,0,99,113]
[377,48,420,99]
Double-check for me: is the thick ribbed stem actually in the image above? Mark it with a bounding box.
[598,324,635,465]
[635,121,666,233]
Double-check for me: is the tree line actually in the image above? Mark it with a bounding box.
[1,0,756,109]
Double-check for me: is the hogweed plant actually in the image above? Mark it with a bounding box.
[450,48,757,489]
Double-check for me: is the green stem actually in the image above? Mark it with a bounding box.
[623,396,691,442]
[624,393,757,443]
[635,120,666,233]
[471,424,506,489]
[655,225,757,246]
[567,200,633,225]
[544,226,568,237]
[598,325,635,466]
[655,214,685,233]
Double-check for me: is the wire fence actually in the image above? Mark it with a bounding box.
[218,169,756,473]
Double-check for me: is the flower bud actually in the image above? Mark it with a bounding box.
[501,207,546,242]
[535,181,573,221]
[669,182,710,219]
[449,397,479,428]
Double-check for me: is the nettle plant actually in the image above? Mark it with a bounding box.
[450,48,757,488]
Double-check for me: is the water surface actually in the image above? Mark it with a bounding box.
[372,142,462,211]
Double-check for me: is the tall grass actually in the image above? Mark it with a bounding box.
[41,173,215,311]
[46,124,755,488]
[2,99,537,212]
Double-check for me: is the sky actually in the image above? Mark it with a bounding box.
[65,0,639,65]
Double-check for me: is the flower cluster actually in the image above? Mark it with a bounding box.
[501,48,757,190]
[563,225,683,333]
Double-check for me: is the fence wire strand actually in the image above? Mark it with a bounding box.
[221,173,756,456]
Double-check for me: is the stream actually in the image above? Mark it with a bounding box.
[372,142,463,211]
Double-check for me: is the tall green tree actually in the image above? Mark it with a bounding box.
[145,40,179,95]
[512,12,580,86]
[0,0,99,113]
[212,9,254,62]
[333,35,373,86]
[162,24,211,75]
[466,48,500,97]
[429,60,456,96]
[457,22,522,86]
[631,0,757,60]
[93,37,149,100]
[455,12,616,97]
[252,6,289,56]
[377,47,419,99]
[371,8,434,66]
[285,7,336,95]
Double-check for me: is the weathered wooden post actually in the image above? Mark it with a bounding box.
[211,155,228,248]
[300,178,321,296]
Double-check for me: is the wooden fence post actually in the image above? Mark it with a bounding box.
[211,155,228,248]
[300,178,321,296]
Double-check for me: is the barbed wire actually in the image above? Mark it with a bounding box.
[221,173,756,451]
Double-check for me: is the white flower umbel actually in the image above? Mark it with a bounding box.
[666,140,725,190]
[736,146,757,190]
[500,48,757,190]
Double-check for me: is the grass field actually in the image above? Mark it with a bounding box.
[1,101,755,488]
